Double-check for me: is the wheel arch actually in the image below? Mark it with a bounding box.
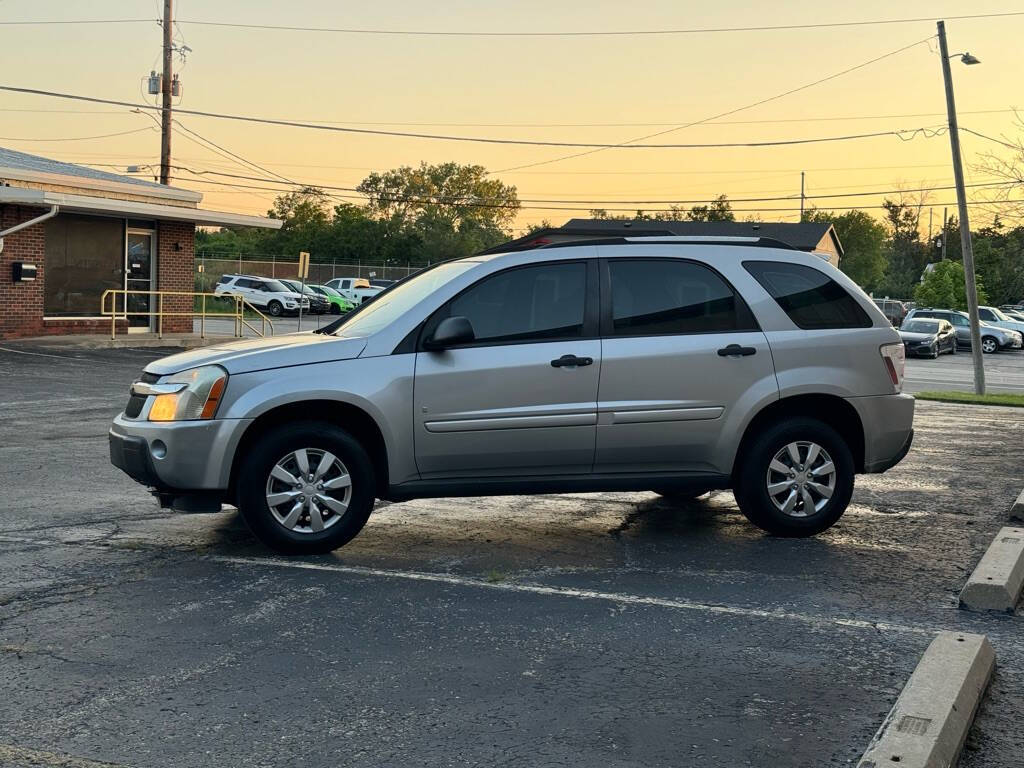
[228,400,390,503]
[732,393,866,478]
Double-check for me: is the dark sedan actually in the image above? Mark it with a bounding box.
[279,279,331,314]
[899,318,957,358]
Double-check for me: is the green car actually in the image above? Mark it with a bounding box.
[310,284,355,314]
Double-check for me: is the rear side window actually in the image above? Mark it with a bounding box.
[217,275,232,284]
[235,278,254,289]
[607,259,757,335]
[744,261,872,330]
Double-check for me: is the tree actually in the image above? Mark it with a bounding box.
[686,194,735,222]
[357,162,519,234]
[914,260,988,310]
[803,209,887,291]
[876,197,928,298]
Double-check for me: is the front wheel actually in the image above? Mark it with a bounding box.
[330,304,341,315]
[981,336,998,354]
[267,300,283,317]
[237,422,376,554]
[733,418,854,537]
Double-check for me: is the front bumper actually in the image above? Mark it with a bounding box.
[109,413,251,492]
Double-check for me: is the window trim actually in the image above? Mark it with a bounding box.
[598,257,760,339]
[743,259,872,331]
[415,259,599,352]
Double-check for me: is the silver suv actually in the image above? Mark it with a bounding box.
[110,237,915,554]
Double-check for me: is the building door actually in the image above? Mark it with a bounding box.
[125,230,156,332]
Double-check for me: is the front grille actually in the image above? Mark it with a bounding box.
[124,372,160,418]
[125,394,147,418]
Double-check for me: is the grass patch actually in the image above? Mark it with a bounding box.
[915,390,1024,407]
[484,569,506,584]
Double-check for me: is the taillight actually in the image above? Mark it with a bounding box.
[880,342,905,392]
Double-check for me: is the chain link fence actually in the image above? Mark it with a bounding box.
[194,254,422,293]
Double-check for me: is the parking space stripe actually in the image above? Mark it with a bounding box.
[213,554,935,636]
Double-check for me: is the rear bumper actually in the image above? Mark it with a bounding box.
[846,393,915,473]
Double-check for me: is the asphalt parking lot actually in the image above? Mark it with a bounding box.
[0,344,1022,768]
[903,348,1024,394]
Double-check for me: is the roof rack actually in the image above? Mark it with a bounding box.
[531,235,798,252]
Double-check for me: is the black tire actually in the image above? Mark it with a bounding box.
[733,418,854,537]
[653,488,710,502]
[330,304,341,315]
[929,348,939,359]
[981,336,998,354]
[267,300,283,317]
[237,422,376,554]
[949,341,957,355]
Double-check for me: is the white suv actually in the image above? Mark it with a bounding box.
[214,275,310,317]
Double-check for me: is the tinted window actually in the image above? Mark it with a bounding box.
[445,262,587,344]
[43,213,124,317]
[744,261,872,330]
[235,278,255,289]
[217,275,232,284]
[950,314,969,326]
[978,309,995,321]
[608,259,755,335]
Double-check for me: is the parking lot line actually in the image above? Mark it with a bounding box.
[858,632,994,768]
[0,743,134,768]
[213,554,936,637]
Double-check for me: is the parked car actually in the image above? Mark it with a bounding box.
[977,305,1024,338]
[898,318,957,358]
[213,274,309,317]
[904,308,1023,353]
[323,277,383,305]
[308,284,355,314]
[369,278,397,288]
[111,236,915,554]
[873,298,908,327]
[1002,309,1024,323]
[278,279,330,314]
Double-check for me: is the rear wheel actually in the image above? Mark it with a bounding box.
[237,422,376,554]
[733,418,854,537]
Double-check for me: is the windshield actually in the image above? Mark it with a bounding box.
[313,285,339,297]
[281,281,319,296]
[332,261,479,337]
[903,320,939,334]
[263,280,292,293]
[988,307,1012,321]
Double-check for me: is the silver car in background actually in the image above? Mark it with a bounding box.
[110,237,915,554]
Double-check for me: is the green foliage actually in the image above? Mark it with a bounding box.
[803,208,887,291]
[685,194,735,222]
[914,390,1024,408]
[913,260,988,311]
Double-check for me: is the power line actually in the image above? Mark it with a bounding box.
[173,120,295,184]
[495,36,933,172]
[961,126,1020,150]
[165,165,1013,205]
[0,83,947,150]
[7,11,1017,36]
[0,127,154,141]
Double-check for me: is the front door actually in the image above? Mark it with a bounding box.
[595,257,778,474]
[413,260,600,478]
[125,230,156,332]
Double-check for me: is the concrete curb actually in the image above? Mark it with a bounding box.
[959,526,1024,612]
[858,632,994,768]
[1011,489,1024,521]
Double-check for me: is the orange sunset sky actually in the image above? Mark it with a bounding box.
[1,0,1022,233]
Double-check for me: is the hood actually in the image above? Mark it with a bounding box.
[144,333,367,376]
[981,322,1016,338]
[899,331,936,342]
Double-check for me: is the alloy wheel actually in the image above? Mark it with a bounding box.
[765,441,836,517]
[265,448,352,534]
[981,337,997,353]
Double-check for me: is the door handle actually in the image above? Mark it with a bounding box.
[717,344,757,357]
[551,354,594,368]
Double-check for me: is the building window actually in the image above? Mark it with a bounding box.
[43,214,125,317]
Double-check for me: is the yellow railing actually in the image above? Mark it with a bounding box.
[100,289,275,340]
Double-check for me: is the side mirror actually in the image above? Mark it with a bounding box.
[425,316,475,350]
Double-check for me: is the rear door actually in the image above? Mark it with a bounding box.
[414,259,600,478]
[595,257,778,473]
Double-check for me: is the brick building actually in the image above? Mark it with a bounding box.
[0,147,280,340]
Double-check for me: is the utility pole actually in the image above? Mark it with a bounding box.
[937,20,984,395]
[159,0,174,185]
[799,171,805,220]
[941,207,948,260]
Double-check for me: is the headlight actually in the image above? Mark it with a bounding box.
[148,365,227,422]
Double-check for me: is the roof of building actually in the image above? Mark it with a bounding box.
[0,146,173,192]
[0,146,280,229]
[489,218,843,257]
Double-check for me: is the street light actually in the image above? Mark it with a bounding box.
[937,20,986,395]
